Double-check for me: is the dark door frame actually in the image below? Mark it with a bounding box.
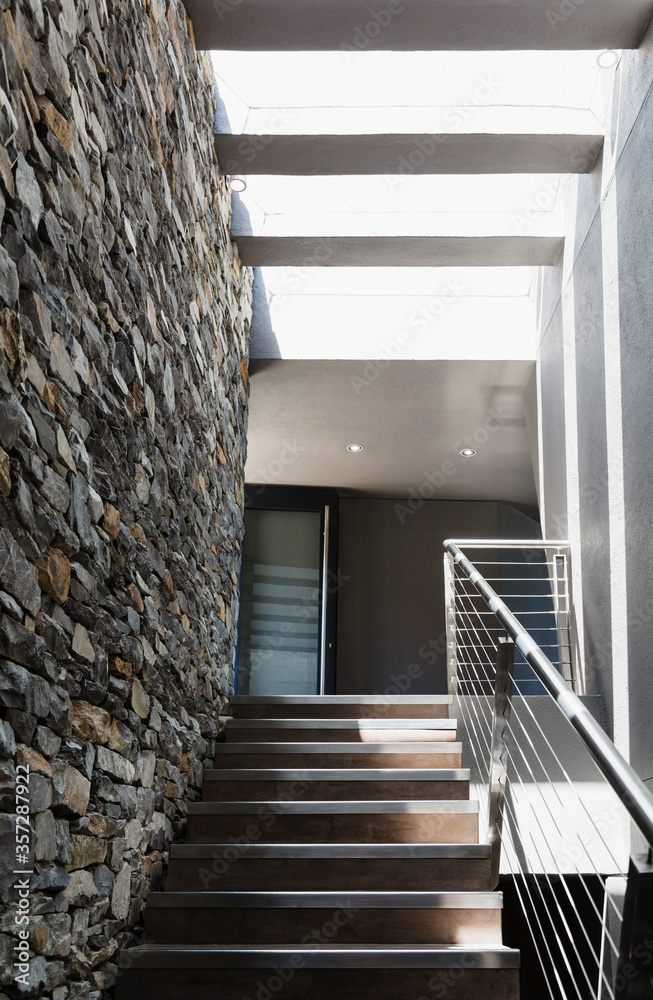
[241,485,339,695]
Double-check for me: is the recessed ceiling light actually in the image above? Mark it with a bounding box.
[228,176,247,193]
[347,444,364,453]
[460,448,477,457]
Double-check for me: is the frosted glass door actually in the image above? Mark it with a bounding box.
[237,509,323,695]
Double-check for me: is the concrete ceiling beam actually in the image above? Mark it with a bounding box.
[234,235,563,267]
[216,133,603,176]
[183,0,653,51]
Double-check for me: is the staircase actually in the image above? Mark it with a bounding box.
[118,695,519,1000]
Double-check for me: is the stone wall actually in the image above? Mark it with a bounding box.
[0,0,252,995]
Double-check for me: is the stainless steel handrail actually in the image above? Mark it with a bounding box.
[442,539,571,548]
[444,538,653,849]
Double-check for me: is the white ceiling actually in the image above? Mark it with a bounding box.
[212,51,604,125]
[249,276,537,360]
[245,359,538,503]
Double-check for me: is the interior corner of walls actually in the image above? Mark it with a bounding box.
[497,502,542,540]
[522,366,543,530]
[535,261,564,356]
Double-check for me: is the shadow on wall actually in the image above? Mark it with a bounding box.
[213,78,279,359]
[247,269,281,359]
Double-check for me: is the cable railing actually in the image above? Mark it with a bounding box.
[443,539,653,1000]
[444,539,577,696]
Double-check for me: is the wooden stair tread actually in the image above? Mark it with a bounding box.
[118,694,518,999]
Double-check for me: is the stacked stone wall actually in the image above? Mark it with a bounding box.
[0,0,252,994]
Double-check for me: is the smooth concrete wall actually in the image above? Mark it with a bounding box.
[616,73,653,791]
[573,211,614,712]
[336,499,506,695]
[537,21,653,790]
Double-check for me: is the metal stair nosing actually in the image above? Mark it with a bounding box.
[118,696,519,999]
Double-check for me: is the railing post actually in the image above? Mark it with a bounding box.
[487,637,515,891]
[614,854,653,999]
[445,538,653,849]
[552,552,576,689]
[444,551,457,697]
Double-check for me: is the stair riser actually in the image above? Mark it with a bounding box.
[144,908,502,945]
[225,729,458,743]
[230,705,451,719]
[118,967,519,1000]
[203,780,470,801]
[119,689,518,994]
[166,857,492,892]
[186,813,479,845]
[214,752,463,768]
